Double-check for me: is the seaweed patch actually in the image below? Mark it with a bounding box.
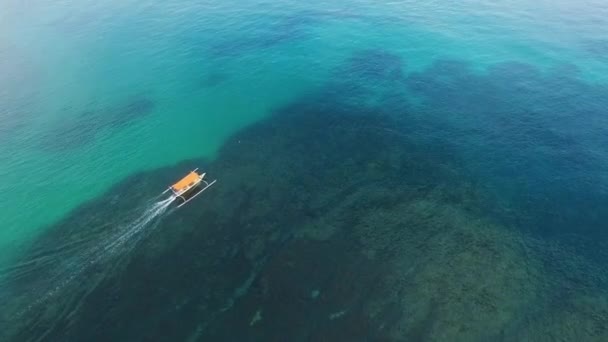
[40,95,156,151]
[197,71,229,89]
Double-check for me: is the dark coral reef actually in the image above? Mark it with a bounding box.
[5,50,608,341]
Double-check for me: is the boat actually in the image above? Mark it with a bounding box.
[163,168,216,208]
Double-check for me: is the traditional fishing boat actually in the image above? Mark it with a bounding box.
[163,168,216,208]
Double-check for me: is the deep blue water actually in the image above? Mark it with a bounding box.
[2,0,608,340]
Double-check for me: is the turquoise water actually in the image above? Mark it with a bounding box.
[2,0,608,340]
[2,0,607,261]
[1,0,330,263]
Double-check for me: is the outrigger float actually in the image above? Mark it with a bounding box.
[162,168,216,208]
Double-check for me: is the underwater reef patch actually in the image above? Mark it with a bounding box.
[325,49,410,115]
[347,49,405,80]
[40,95,155,151]
[206,8,404,60]
[6,50,608,341]
[197,71,229,89]
[406,58,608,241]
[208,12,320,58]
[2,93,488,340]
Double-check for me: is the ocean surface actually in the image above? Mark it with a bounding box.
[1,0,608,340]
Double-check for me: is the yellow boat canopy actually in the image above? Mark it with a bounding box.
[172,171,201,192]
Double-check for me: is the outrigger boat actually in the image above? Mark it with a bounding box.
[162,168,216,208]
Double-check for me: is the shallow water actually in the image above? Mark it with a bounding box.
[2,0,608,340]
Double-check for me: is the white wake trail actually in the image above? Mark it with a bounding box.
[9,195,176,316]
[102,196,175,255]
